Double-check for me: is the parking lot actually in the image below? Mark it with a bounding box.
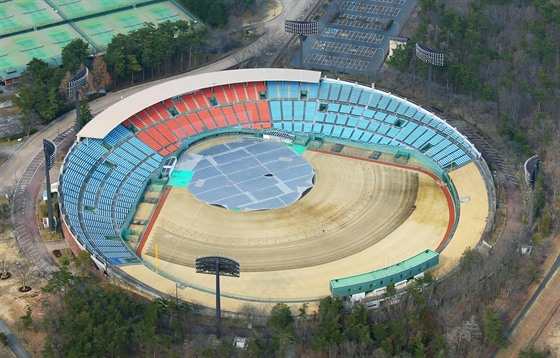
[297,0,417,75]
[340,2,402,17]
[321,27,384,44]
[305,53,372,72]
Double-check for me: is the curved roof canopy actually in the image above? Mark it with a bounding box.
[78,68,322,140]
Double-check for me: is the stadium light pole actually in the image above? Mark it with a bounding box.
[415,43,444,111]
[175,283,185,306]
[43,139,57,231]
[285,20,318,68]
[195,256,240,338]
[68,67,89,133]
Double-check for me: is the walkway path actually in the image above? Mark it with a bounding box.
[0,317,31,358]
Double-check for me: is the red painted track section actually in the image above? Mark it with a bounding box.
[136,186,172,256]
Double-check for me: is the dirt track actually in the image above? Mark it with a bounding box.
[125,138,458,306]
[145,150,419,271]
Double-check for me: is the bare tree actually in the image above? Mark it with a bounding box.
[0,252,11,279]
[89,55,111,93]
[13,260,37,292]
[445,315,483,356]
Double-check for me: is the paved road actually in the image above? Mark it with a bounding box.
[12,128,76,276]
[0,317,31,358]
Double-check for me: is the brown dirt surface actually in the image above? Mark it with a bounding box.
[145,150,420,271]
[119,137,492,311]
[0,240,47,357]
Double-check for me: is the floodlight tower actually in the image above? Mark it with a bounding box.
[67,67,89,133]
[43,139,57,231]
[285,20,318,68]
[195,255,240,338]
[415,43,444,111]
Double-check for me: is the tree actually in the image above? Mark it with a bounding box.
[42,266,74,307]
[62,39,89,74]
[80,99,93,127]
[0,332,8,350]
[74,251,92,275]
[20,306,33,331]
[14,58,64,125]
[89,55,111,92]
[343,304,373,347]
[0,252,11,279]
[311,296,346,351]
[13,260,35,291]
[269,303,292,333]
[482,306,506,348]
[387,41,414,71]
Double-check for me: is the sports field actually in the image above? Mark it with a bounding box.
[0,0,196,79]
[118,136,491,311]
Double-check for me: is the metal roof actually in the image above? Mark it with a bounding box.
[78,68,322,140]
[329,249,439,288]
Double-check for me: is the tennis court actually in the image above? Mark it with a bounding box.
[75,2,196,51]
[0,1,198,81]
[49,0,154,20]
[1,24,82,69]
[0,0,63,35]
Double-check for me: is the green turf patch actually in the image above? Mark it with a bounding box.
[97,0,119,6]
[48,29,74,46]
[0,57,14,70]
[30,10,52,23]
[16,37,38,50]
[17,2,41,12]
[284,142,307,155]
[118,14,140,27]
[0,9,20,32]
[65,3,86,17]
[151,6,179,21]
[168,170,193,187]
[85,22,107,34]
[25,48,49,60]
[97,32,115,46]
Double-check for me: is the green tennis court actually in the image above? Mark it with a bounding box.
[0,0,63,35]
[1,1,199,81]
[50,0,153,20]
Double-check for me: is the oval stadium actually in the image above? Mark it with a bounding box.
[59,68,493,311]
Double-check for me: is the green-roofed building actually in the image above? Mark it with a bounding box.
[330,249,439,297]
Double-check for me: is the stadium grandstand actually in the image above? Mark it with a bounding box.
[0,0,197,84]
[59,68,485,299]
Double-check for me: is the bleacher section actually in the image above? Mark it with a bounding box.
[266,79,476,169]
[60,126,162,265]
[61,77,478,267]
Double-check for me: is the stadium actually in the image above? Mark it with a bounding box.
[59,68,493,310]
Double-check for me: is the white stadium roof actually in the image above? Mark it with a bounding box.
[78,68,322,140]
